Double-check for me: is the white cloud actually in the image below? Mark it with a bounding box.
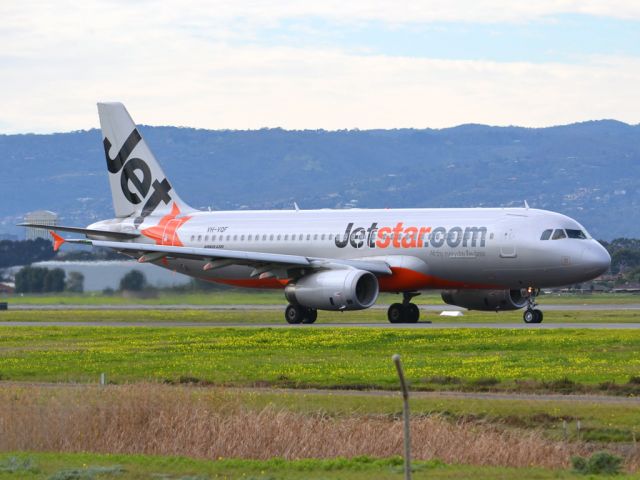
[0,1,639,132]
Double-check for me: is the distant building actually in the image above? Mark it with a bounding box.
[613,284,640,294]
[24,210,58,240]
[0,282,15,294]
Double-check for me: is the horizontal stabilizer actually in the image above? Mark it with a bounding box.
[49,231,65,252]
[18,224,139,240]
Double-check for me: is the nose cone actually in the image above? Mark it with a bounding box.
[582,242,611,278]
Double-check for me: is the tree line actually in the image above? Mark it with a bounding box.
[13,267,146,294]
[0,238,55,269]
[14,267,84,293]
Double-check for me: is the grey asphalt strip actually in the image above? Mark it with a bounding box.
[0,382,636,404]
[9,303,640,311]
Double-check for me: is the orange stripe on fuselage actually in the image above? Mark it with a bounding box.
[206,267,501,291]
[378,267,502,291]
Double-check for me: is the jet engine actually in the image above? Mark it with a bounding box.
[285,269,379,311]
[441,289,528,311]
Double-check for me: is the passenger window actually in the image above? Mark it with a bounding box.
[306,234,310,241]
[540,229,552,241]
[233,235,238,241]
[551,229,566,240]
[197,235,202,242]
[212,235,216,241]
[248,235,252,241]
[269,234,273,241]
[314,234,318,240]
[241,235,245,241]
[277,234,281,241]
[190,235,195,241]
[566,229,587,239]
[284,234,289,241]
[329,234,333,240]
[321,234,326,240]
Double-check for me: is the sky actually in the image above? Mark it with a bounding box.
[1,1,640,133]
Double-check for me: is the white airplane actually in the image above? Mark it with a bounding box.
[22,103,611,324]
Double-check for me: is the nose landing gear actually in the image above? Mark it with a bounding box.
[523,288,543,324]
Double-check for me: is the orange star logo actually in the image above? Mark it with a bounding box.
[141,203,192,247]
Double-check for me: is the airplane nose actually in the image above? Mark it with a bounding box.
[581,242,611,277]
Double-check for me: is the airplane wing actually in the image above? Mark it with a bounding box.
[58,236,392,276]
[19,223,139,240]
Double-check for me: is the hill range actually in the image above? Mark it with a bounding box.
[1,120,638,240]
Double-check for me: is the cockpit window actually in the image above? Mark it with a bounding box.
[540,229,552,240]
[566,229,587,239]
[551,229,566,240]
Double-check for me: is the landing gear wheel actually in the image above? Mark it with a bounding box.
[523,309,536,324]
[388,303,405,323]
[387,303,420,323]
[302,308,318,324]
[405,303,420,323]
[533,309,543,323]
[285,304,304,324]
[523,287,544,324]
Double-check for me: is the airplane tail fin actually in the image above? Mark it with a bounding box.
[97,102,194,226]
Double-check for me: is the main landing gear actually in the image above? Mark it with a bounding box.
[285,304,318,324]
[523,288,543,324]
[387,292,422,324]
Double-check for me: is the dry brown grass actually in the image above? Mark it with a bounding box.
[0,383,636,470]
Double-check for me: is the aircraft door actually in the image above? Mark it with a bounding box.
[499,228,517,258]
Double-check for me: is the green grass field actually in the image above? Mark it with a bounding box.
[3,452,635,480]
[4,291,640,305]
[0,325,639,393]
[1,317,639,477]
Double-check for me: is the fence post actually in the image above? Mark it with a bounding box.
[100,372,106,386]
[392,354,411,480]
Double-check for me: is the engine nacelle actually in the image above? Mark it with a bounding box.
[441,289,528,311]
[285,269,379,311]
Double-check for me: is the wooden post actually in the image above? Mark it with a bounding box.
[392,354,411,480]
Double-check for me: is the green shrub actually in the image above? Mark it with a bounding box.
[571,451,622,475]
[0,456,37,473]
[119,270,146,292]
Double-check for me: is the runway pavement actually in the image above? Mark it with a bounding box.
[0,321,638,329]
[10,303,640,311]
